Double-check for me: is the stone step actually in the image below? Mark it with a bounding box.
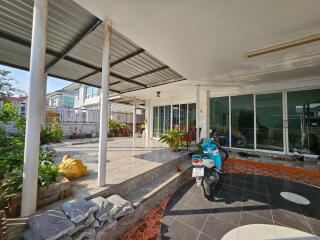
[96,160,192,240]
[126,161,191,208]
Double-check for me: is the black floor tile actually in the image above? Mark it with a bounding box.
[243,191,269,205]
[216,192,243,210]
[197,233,216,240]
[202,216,237,240]
[175,207,209,231]
[223,177,246,189]
[245,174,266,186]
[188,182,205,196]
[224,173,246,182]
[269,196,302,214]
[300,205,320,221]
[307,218,320,236]
[160,219,199,240]
[240,211,273,226]
[245,182,268,195]
[211,206,241,226]
[187,192,215,211]
[272,208,313,234]
[220,184,244,197]
[164,196,187,216]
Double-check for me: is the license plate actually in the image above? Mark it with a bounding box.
[192,167,204,177]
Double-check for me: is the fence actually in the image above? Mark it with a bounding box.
[47,107,145,124]
[47,107,100,123]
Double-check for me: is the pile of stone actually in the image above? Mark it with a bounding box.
[23,195,134,240]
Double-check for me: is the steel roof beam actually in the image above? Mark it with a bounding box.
[110,48,145,67]
[0,31,183,91]
[45,18,102,71]
[110,72,146,87]
[131,66,169,79]
[76,70,100,81]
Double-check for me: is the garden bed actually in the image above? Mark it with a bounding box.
[6,176,71,218]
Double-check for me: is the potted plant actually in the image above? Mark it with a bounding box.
[159,128,181,151]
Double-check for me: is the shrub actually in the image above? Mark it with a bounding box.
[40,117,63,144]
[0,103,60,209]
[159,128,183,151]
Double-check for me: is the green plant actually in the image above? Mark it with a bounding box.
[0,167,22,208]
[0,103,60,209]
[38,161,59,187]
[40,117,63,144]
[108,119,118,132]
[118,122,127,130]
[39,148,55,163]
[0,162,60,209]
[159,128,182,151]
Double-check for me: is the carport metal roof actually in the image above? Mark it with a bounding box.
[0,0,185,94]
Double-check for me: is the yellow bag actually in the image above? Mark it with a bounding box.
[58,155,89,179]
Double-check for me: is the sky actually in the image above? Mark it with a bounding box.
[0,64,71,95]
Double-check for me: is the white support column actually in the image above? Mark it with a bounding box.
[40,74,47,127]
[97,21,112,187]
[21,0,48,217]
[196,85,200,143]
[145,99,150,140]
[132,97,136,140]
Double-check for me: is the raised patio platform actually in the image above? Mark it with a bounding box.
[53,137,185,199]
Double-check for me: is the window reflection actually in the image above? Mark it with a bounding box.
[287,89,320,155]
[209,97,229,147]
[231,95,254,149]
[256,93,283,151]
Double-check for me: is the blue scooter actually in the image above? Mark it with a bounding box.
[192,139,224,200]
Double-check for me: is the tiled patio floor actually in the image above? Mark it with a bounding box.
[122,159,320,240]
[160,173,320,239]
[53,137,183,198]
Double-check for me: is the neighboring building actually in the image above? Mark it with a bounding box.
[46,84,78,108]
[0,96,28,116]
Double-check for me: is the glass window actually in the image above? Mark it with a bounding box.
[159,106,165,135]
[231,94,254,149]
[287,89,320,155]
[62,96,75,107]
[153,107,159,137]
[209,97,229,147]
[256,93,283,151]
[172,105,179,129]
[85,86,99,99]
[180,104,188,131]
[164,105,171,131]
[188,103,196,131]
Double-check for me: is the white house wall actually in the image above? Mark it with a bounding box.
[144,75,319,140]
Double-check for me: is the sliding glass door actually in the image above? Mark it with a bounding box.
[209,97,229,147]
[287,89,320,155]
[256,93,283,151]
[153,107,159,138]
[209,88,320,155]
[231,95,254,149]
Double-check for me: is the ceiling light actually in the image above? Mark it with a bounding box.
[246,33,320,58]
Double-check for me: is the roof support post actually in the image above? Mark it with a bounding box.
[196,85,200,143]
[21,0,48,217]
[145,99,150,141]
[97,21,112,187]
[40,74,48,127]
[132,97,136,141]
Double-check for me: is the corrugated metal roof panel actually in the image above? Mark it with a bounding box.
[0,0,185,94]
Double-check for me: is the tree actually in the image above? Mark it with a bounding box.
[0,69,25,100]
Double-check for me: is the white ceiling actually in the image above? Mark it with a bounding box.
[75,0,320,98]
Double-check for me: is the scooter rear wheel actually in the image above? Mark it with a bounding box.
[202,177,214,200]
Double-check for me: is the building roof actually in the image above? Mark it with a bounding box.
[0,0,185,95]
[2,96,28,103]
